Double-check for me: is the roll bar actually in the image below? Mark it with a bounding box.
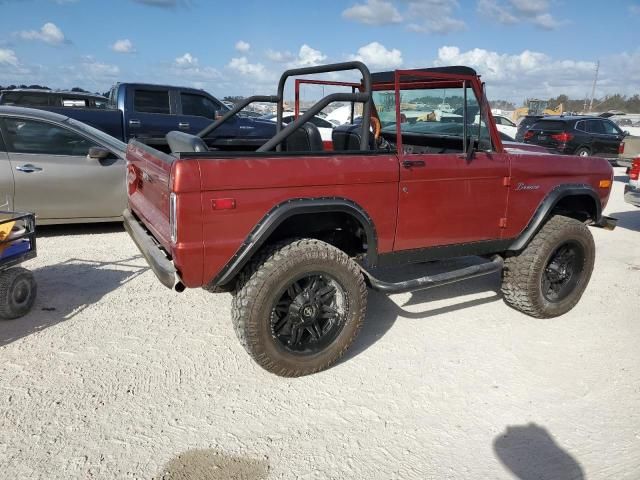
[197,61,373,152]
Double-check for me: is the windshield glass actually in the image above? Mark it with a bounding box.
[64,118,126,152]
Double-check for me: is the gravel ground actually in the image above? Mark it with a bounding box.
[1,167,639,479]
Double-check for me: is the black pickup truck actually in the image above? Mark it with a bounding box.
[2,83,278,150]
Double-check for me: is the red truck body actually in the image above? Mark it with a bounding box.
[124,62,616,376]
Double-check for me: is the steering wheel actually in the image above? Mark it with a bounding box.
[370,115,381,141]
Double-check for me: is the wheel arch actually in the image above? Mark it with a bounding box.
[211,198,378,287]
[508,184,601,252]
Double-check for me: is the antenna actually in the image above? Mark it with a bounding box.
[588,60,599,113]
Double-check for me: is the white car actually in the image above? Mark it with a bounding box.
[493,115,518,139]
[263,112,335,144]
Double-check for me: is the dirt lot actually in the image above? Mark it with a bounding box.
[1,168,639,479]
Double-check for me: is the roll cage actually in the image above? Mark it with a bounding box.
[195,62,503,155]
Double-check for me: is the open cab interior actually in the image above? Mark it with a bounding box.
[156,62,502,159]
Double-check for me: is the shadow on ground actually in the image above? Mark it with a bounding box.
[155,449,269,480]
[614,175,629,183]
[344,256,502,361]
[36,222,124,238]
[494,423,584,480]
[0,256,147,347]
[610,210,640,232]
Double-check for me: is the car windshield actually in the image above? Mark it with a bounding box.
[64,117,126,152]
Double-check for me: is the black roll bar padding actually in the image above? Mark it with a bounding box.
[275,61,372,151]
[258,92,370,152]
[197,95,278,138]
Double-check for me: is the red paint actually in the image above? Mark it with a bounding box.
[127,67,614,290]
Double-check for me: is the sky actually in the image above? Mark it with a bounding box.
[0,0,639,104]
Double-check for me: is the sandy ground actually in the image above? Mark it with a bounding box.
[1,167,639,479]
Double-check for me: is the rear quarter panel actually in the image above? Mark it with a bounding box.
[193,153,399,287]
[503,152,613,239]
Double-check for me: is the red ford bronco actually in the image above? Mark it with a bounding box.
[124,62,616,376]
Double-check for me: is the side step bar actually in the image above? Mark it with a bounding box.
[363,255,504,295]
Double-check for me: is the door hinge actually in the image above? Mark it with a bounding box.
[502,176,511,187]
[499,217,508,228]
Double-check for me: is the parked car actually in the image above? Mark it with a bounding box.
[515,114,543,141]
[523,116,625,160]
[124,62,615,377]
[618,135,640,168]
[624,157,640,207]
[493,115,518,139]
[0,89,108,109]
[30,83,278,151]
[0,106,126,224]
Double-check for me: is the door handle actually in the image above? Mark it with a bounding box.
[402,160,426,168]
[129,119,141,127]
[16,164,43,173]
[178,122,190,130]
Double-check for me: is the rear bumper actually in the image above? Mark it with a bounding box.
[624,185,640,207]
[123,208,179,290]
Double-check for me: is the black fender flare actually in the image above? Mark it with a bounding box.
[508,184,601,251]
[213,197,378,286]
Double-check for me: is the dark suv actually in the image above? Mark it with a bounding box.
[523,116,625,160]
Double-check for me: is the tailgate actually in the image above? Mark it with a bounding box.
[126,140,174,250]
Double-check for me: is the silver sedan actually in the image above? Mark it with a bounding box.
[0,106,127,224]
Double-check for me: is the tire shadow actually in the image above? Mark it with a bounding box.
[0,256,147,347]
[343,256,502,362]
[494,423,585,480]
[36,222,124,238]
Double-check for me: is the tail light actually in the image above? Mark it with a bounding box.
[524,130,534,141]
[169,192,177,244]
[629,159,640,181]
[551,132,573,142]
[619,142,625,154]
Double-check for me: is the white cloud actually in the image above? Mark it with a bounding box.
[288,44,327,68]
[343,0,463,33]
[406,0,466,34]
[79,56,120,78]
[235,40,250,52]
[349,42,403,69]
[0,48,18,66]
[174,52,198,67]
[342,0,402,25]
[228,56,265,75]
[17,22,66,45]
[266,49,295,63]
[434,45,601,100]
[478,0,564,30]
[172,52,221,80]
[111,39,135,54]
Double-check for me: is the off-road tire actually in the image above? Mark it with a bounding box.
[501,215,595,318]
[231,239,367,377]
[0,267,37,320]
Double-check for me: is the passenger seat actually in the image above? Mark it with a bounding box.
[284,122,323,152]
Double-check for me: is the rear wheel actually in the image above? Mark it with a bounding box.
[231,239,367,377]
[501,215,595,318]
[575,147,590,157]
[0,267,37,320]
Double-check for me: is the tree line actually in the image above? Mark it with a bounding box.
[491,94,640,113]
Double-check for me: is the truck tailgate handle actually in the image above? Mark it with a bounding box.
[129,119,141,127]
[16,164,43,173]
[402,160,426,168]
[178,122,190,130]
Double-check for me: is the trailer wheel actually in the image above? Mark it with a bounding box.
[232,239,367,377]
[0,267,37,320]
[501,215,595,318]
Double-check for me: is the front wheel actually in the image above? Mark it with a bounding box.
[501,215,595,318]
[232,239,367,377]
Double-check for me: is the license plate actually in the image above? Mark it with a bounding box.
[538,134,548,140]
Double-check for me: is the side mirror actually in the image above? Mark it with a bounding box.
[87,146,111,160]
